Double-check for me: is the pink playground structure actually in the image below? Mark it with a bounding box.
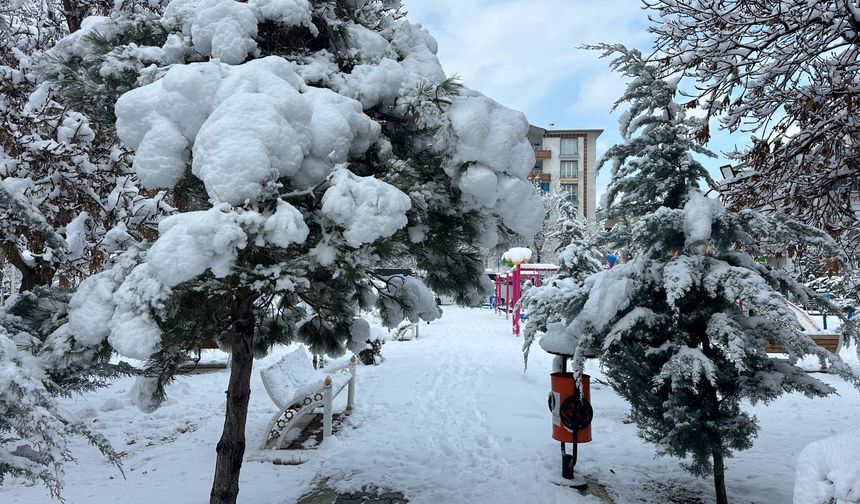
[494,263,558,336]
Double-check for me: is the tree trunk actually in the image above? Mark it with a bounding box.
[62,0,84,32]
[210,290,256,504]
[712,449,728,504]
[4,248,50,292]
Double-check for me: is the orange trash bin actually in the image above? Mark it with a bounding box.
[549,372,592,443]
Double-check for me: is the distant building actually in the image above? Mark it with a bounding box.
[527,125,602,222]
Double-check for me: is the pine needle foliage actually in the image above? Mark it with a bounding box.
[524,44,859,504]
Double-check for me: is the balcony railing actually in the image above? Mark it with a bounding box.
[559,152,579,160]
[529,172,552,184]
[534,148,552,159]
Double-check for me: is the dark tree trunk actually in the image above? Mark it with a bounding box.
[712,449,728,504]
[210,290,256,504]
[18,266,42,292]
[61,0,84,32]
[5,249,51,292]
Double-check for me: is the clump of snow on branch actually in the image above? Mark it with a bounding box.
[321,167,411,248]
[146,206,250,286]
[376,275,440,328]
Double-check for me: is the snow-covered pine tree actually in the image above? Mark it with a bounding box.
[549,193,602,275]
[40,2,544,502]
[0,287,128,499]
[2,2,169,498]
[1,0,170,294]
[526,45,860,504]
[522,192,603,366]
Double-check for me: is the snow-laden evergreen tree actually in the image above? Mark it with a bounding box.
[0,287,128,499]
[1,0,170,294]
[522,192,603,366]
[525,45,860,504]
[529,189,600,266]
[40,2,544,502]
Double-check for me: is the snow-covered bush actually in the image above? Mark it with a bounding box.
[524,45,859,504]
[41,2,543,502]
[794,427,860,504]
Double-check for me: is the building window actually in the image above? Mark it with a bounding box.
[561,183,578,203]
[560,138,578,155]
[560,161,578,178]
[540,182,550,193]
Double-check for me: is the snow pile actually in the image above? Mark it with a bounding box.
[321,167,411,248]
[502,247,532,265]
[794,427,860,504]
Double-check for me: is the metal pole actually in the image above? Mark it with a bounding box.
[505,277,510,320]
[513,264,521,336]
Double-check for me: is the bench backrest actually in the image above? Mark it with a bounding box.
[260,347,326,411]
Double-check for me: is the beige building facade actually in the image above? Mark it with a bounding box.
[527,125,602,222]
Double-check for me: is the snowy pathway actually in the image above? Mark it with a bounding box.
[2,307,858,504]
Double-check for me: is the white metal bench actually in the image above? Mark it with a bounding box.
[260,347,356,449]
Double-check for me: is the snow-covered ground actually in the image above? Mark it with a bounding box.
[2,307,858,504]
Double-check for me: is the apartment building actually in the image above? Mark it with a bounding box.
[526,125,603,222]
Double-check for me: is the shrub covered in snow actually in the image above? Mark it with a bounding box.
[40,1,543,502]
[794,427,860,504]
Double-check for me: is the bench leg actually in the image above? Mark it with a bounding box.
[347,355,356,412]
[323,376,333,438]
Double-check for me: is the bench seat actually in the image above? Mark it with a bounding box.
[260,347,356,449]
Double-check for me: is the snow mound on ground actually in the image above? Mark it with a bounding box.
[321,167,411,248]
[794,427,860,504]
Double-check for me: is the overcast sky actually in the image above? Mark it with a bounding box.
[401,0,741,202]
